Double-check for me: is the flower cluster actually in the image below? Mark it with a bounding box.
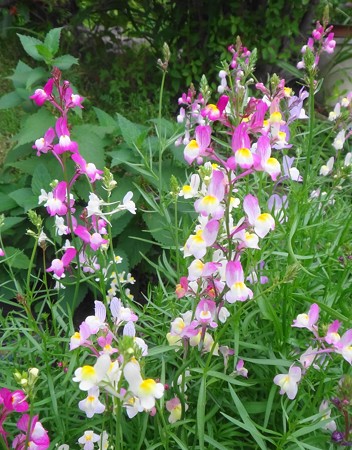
[171,41,307,358]
[0,388,49,450]
[274,303,352,400]
[30,69,136,282]
[297,20,336,71]
[71,298,164,419]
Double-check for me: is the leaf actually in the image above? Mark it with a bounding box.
[116,113,148,147]
[117,224,153,268]
[36,44,53,61]
[93,107,119,130]
[0,193,17,212]
[71,125,106,169]
[44,27,62,56]
[52,55,79,70]
[109,145,139,167]
[8,60,33,88]
[25,67,49,89]
[9,188,38,212]
[13,109,54,148]
[143,211,175,247]
[4,246,31,269]
[0,91,22,109]
[32,164,52,196]
[17,34,44,61]
[1,217,26,233]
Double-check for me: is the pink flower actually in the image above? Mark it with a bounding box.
[253,135,281,181]
[183,219,219,259]
[71,153,103,183]
[292,303,319,332]
[53,118,78,154]
[39,181,69,217]
[195,299,217,328]
[14,414,50,450]
[74,225,108,251]
[225,260,253,303]
[47,247,77,279]
[274,365,301,400]
[30,78,54,106]
[243,194,275,238]
[33,128,55,156]
[194,170,225,218]
[184,125,212,164]
[333,328,352,364]
[0,248,4,257]
[324,320,341,345]
[201,95,229,121]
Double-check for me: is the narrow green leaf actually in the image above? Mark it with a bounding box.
[197,375,206,450]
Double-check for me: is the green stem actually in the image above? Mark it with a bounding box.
[303,75,316,188]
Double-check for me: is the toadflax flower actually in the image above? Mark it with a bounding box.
[46,247,77,279]
[274,365,301,400]
[78,430,100,450]
[123,359,164,410]
[73,354,111,391]
[292,303,319,332]
[243,194,275,238]
[78,386,105,418]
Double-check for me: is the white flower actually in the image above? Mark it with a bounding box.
[78,386,105,418]
[273,365,301,400]
[78,430,100,450]
[73,354,111,391]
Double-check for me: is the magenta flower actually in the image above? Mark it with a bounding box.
[47,247,77,279]
[30,78,54,106]
[292,303,319,332]
[74,225,108,251]
[225,260,253,303]
[232,123,252,169]
[33,127,55,156]
[0,248,4,257]
[53,118,78,154]
[201,95,229,121]
[71,153,103,183]
[63,87,84,109]
[39,181,69,216]
[13,414,50,450]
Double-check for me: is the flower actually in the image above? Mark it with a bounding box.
[243,194,275,238]
[166,397,188,423]
[73,354,111,391]
[225,260,253,303]
[123,359,164,410]
[13,414,50,450]
[78,386,105,418]
[274,365,301,400]
[71,153,103,183]
[292,303,319,332]
[78,430,100,450]
[184,125,212,164]
[46,247,77,279]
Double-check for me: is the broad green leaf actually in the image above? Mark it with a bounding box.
[116,113,148,147]
[71,125,106,169]
[109,146,140,167]
[44,27,62,56]
[9,188,38,211]
[6,157,38,174]
[4,246,31,269]
[25,67,48,89]
[32,164,52,196]
[143,211,174,247]
[52,54,79,70]
[13,109,54,147]
[36,44,53,61]
[0,91,22,109]
[8,60,33,88]
[0,193,17,212]
[93,107,119,130]
[17,34,44,61]
[1,217,26,233]
[117,224,153,268]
